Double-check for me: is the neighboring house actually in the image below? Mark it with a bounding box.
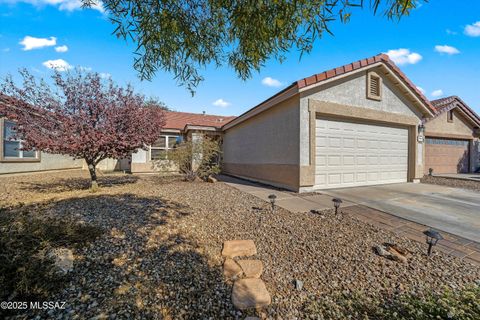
[130,111,236,173]
[0,118,84,174]
[0,94,128,175]
[0,94,84,174]
[222,54,438,192]
[424,96,480,174]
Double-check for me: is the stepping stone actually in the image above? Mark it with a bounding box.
[222,240,257,258]
[232,278,271,310]
[237,260,263,278]
[224,258,243,280]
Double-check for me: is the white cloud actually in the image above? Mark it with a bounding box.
[261,76,282,87]
[434,45,460,55]
[78,66,92,72]
[446,29,457,35]
[465,21,480,37]
[42,59,72,71]
[416,86,426,95]
[385,48,422,65]
[2,48,10,52]
[99,72,111,79]
[19,36,56,51]
[4,0,104,13]
[431,89,444,98]
[212,98,230,108]
[55,45,68,52]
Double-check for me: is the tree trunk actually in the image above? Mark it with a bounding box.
[87,162,98,191]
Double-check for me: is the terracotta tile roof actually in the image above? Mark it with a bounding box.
[163,111,236,130]
[224,53,437,130]
[430,96,480,126]
[296,53,435,114]
[431,96,457,111]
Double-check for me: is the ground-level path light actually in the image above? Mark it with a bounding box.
[268,194,277,213]
[423,228,443,256]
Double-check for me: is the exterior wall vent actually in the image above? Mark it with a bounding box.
[367,71,382,101]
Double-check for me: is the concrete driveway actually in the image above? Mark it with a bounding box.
[322,183,480,243]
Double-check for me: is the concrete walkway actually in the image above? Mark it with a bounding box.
[219,175,354,213]
[323,183,480,243]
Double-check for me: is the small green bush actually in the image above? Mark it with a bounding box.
[304,285,480,320]
[155,136,222,181]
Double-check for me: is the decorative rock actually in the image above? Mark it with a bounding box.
[232,278,271,310]
[295,279,304,291]
[237,260,263,278]
[374,244,389,257]
[49,248,74,273]
[374,244,407,263]
[207,175,218,183]
[222,240,257,258]
[224,258,243,280]
[244,317,260,320]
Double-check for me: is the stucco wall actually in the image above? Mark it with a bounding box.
[425,109,475,137]
[0,152,83,174]
[299,68,424,168]
[223,96,300,165]
[222,95,301,190]
[425,108,479,172]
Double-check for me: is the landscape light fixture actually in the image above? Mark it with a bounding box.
[332,198,343,215]
[268,194,277,212]
[423,228,443,256]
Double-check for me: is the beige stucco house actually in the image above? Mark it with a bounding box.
[222,54,479,192]
[424,96,480,174]
[130,111,235,173]
[2,54,479,188]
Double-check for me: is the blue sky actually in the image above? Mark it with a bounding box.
[0,0,479,116]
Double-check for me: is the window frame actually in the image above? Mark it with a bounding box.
[447,110,454,123]
[149,133,181,161]
[366,71,383,101]
[0,118,41,163]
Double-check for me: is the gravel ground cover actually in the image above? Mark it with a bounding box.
[1,170,479,319]
[421,175,480,192]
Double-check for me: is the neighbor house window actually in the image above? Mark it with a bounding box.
[366,71,382,101]
[1,120,39,161]
[447,110,454,122]
[150,134,181,160]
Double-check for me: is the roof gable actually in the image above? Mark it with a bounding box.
[296,54,435,116]
[430,96,480,127]
[223,53,435,130]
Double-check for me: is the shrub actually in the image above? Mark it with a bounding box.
[155,136,222,181]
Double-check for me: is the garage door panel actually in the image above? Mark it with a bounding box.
[314,119,409,189]
[425,138,469,174]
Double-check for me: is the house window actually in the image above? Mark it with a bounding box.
[1,119,39,161]
[150,134,181,160]
[366,71,382,101]
[447,110,454,122]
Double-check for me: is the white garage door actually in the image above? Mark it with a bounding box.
[315,118,409,189]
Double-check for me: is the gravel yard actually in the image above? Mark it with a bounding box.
[421,175,480,192]
[1,170,479,319]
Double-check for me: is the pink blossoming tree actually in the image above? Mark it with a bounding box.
[0,69,165,189]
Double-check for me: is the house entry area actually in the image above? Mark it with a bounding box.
[314,118,409,189]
